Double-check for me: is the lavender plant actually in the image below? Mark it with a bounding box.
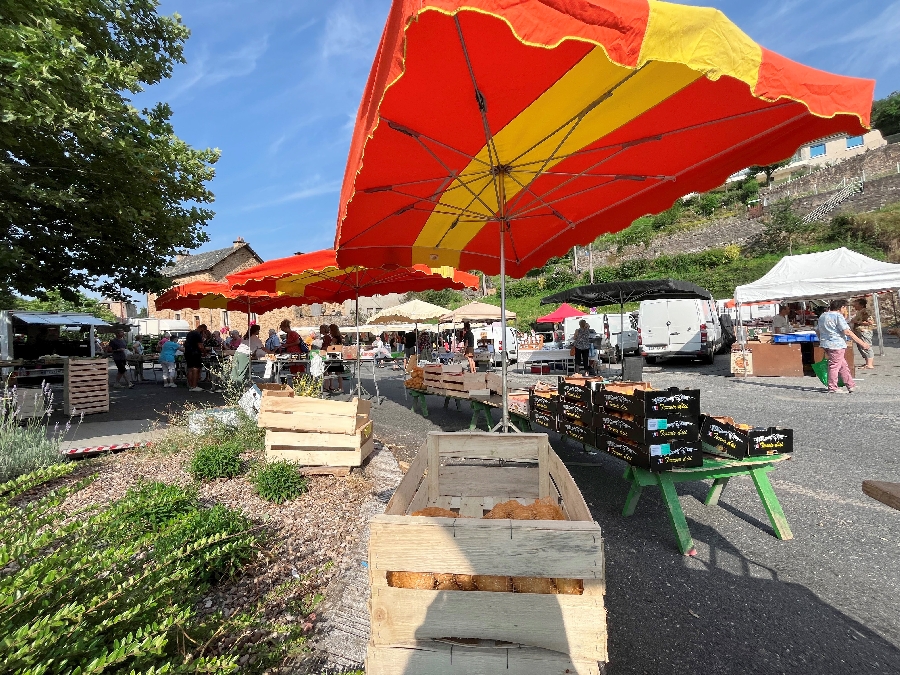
[0,382,78,482]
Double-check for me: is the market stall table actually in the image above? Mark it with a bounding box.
[622,454,793,556]
[517,349,575,374]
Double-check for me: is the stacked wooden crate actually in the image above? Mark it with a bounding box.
[367,431,607,674]
[422,364,444,395]
[257,383,294,397]
[64,358,109,416]
[260,396,373,475]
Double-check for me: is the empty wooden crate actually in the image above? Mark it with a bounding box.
[260,396,373,469]
[367,431,607,674]
[64,358,110,416]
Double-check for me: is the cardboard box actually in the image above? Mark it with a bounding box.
[485,373,503,393]
[558,419,595,446]
[700,415,794,459]
[530,409,557,432]
[530,390,558,414]
[603,436,702,472]
[560,400,594,427]
[558,378,604,406]
[601,413,700,445]
[600,387,700,418]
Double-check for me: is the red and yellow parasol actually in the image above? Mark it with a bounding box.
[154,281,300,315]
[332,0,875,429]
[227,248,477,301]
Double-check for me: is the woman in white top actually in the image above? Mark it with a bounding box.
[246,324,268,358]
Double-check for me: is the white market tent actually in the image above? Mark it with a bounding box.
[734,248,900,304]
[734,247,900,355]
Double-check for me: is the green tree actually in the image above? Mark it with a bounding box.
[748,160,791,185]
[1,0,219,300]
[9,289,117,323]
[871,91,900,138]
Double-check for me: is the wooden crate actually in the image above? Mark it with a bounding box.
[258,383,294,397]
[64,358,109,416]
[368,432,607,674]
[261,396,373,470]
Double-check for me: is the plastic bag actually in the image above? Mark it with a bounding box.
[811,358,845,388]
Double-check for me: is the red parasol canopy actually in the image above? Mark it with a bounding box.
[537,303,585,324]
[333,0,874,278]
[227,248,478,301]
[154,281,300,314]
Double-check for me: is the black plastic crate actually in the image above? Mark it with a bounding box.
[601,413,700,445]
[558,418,595,446]
[560,400,594,427]
[603,436,703,471]
[530,409,558,432]
[601,387,700,418]
[700,415,794,460]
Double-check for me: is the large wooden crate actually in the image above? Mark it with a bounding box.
[258,382,294,397]
[260,396,373,471]
[367,432,607,674]
[64,358,109,416]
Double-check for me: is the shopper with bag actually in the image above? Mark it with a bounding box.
[571,319,592,376]
[817,299,869,394]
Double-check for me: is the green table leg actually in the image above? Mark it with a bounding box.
[750,467,793,540]
[443,397,450,409]
[622,481,644,517]
[704,477,730,506]
[657,473,697,556]
[410,390,428,417]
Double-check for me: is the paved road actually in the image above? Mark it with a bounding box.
[365,348,900,674]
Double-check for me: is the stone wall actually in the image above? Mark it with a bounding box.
[764,144,900,204]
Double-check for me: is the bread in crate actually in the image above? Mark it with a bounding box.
[259,396,373,468]
[404,366,425,391]
[367,431,607,674]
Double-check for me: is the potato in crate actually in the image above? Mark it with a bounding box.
[367,431,607,674]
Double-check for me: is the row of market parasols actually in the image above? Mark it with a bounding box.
[159,0,876,430]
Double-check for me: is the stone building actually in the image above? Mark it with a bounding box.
[146,237,296,337]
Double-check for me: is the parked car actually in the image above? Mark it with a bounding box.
[638,298,723,364]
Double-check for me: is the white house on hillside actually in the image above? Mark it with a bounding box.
[773,129,886,181]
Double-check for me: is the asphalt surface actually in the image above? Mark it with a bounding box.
[58,353,900,673]
[362,350,900,675]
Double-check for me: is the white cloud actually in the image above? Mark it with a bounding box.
[241,179,342,211]
[320,1,381,61]
[167,34,270,100]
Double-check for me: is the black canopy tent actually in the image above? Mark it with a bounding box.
[541,280,713,307]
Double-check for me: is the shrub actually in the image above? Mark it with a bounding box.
[114,481,199,538]
[0,383,71,482]
[189,440,243,480]
[155,504,256,582]
[698,192,721,217]
[253,461,309,504]
[0,468,259,673]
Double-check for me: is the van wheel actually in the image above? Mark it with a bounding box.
[645,356,657,365]
[702,351,715,365]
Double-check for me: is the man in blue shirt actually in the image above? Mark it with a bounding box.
[817,299,870,393]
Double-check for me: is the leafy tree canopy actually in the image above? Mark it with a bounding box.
[1,0,219,300]
[871,91,900,138]
[3,289,118,323]
[748,160,791,184]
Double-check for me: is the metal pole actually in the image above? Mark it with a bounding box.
[355,293,362,397]
[873,293,885,357]
[589,243,594,284]
[500,220,510,432]
[89,325,96,358]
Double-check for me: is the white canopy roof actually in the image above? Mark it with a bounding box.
[8,311,113,329]
[734,248,900,304]
[368,299,447,324]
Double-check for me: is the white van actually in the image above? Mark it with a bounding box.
[563,314,639,359]
[475,323,520,365]
[638,298,723,364]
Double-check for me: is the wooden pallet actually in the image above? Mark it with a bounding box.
[367,431,607,674]
[260,395,373,469]
[64,358,109,416]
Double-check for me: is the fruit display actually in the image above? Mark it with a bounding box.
[404,366,426,391]
[386,498,583,595]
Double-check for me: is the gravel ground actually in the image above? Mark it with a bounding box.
[361,346,900,675]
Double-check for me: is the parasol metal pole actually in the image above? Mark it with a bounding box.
[355,293,362,398]
[589,243,594,284]
[619,290,625,375]
[89,325,96,358]
[873,292,885,357]
[497,219,513,432]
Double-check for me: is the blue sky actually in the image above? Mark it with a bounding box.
[132,0,899,294]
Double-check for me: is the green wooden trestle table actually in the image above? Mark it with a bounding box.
[622,453,793,556]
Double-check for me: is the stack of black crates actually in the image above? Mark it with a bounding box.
[598,384,703,471]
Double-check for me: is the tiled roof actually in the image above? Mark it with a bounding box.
[162,245,258,278]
